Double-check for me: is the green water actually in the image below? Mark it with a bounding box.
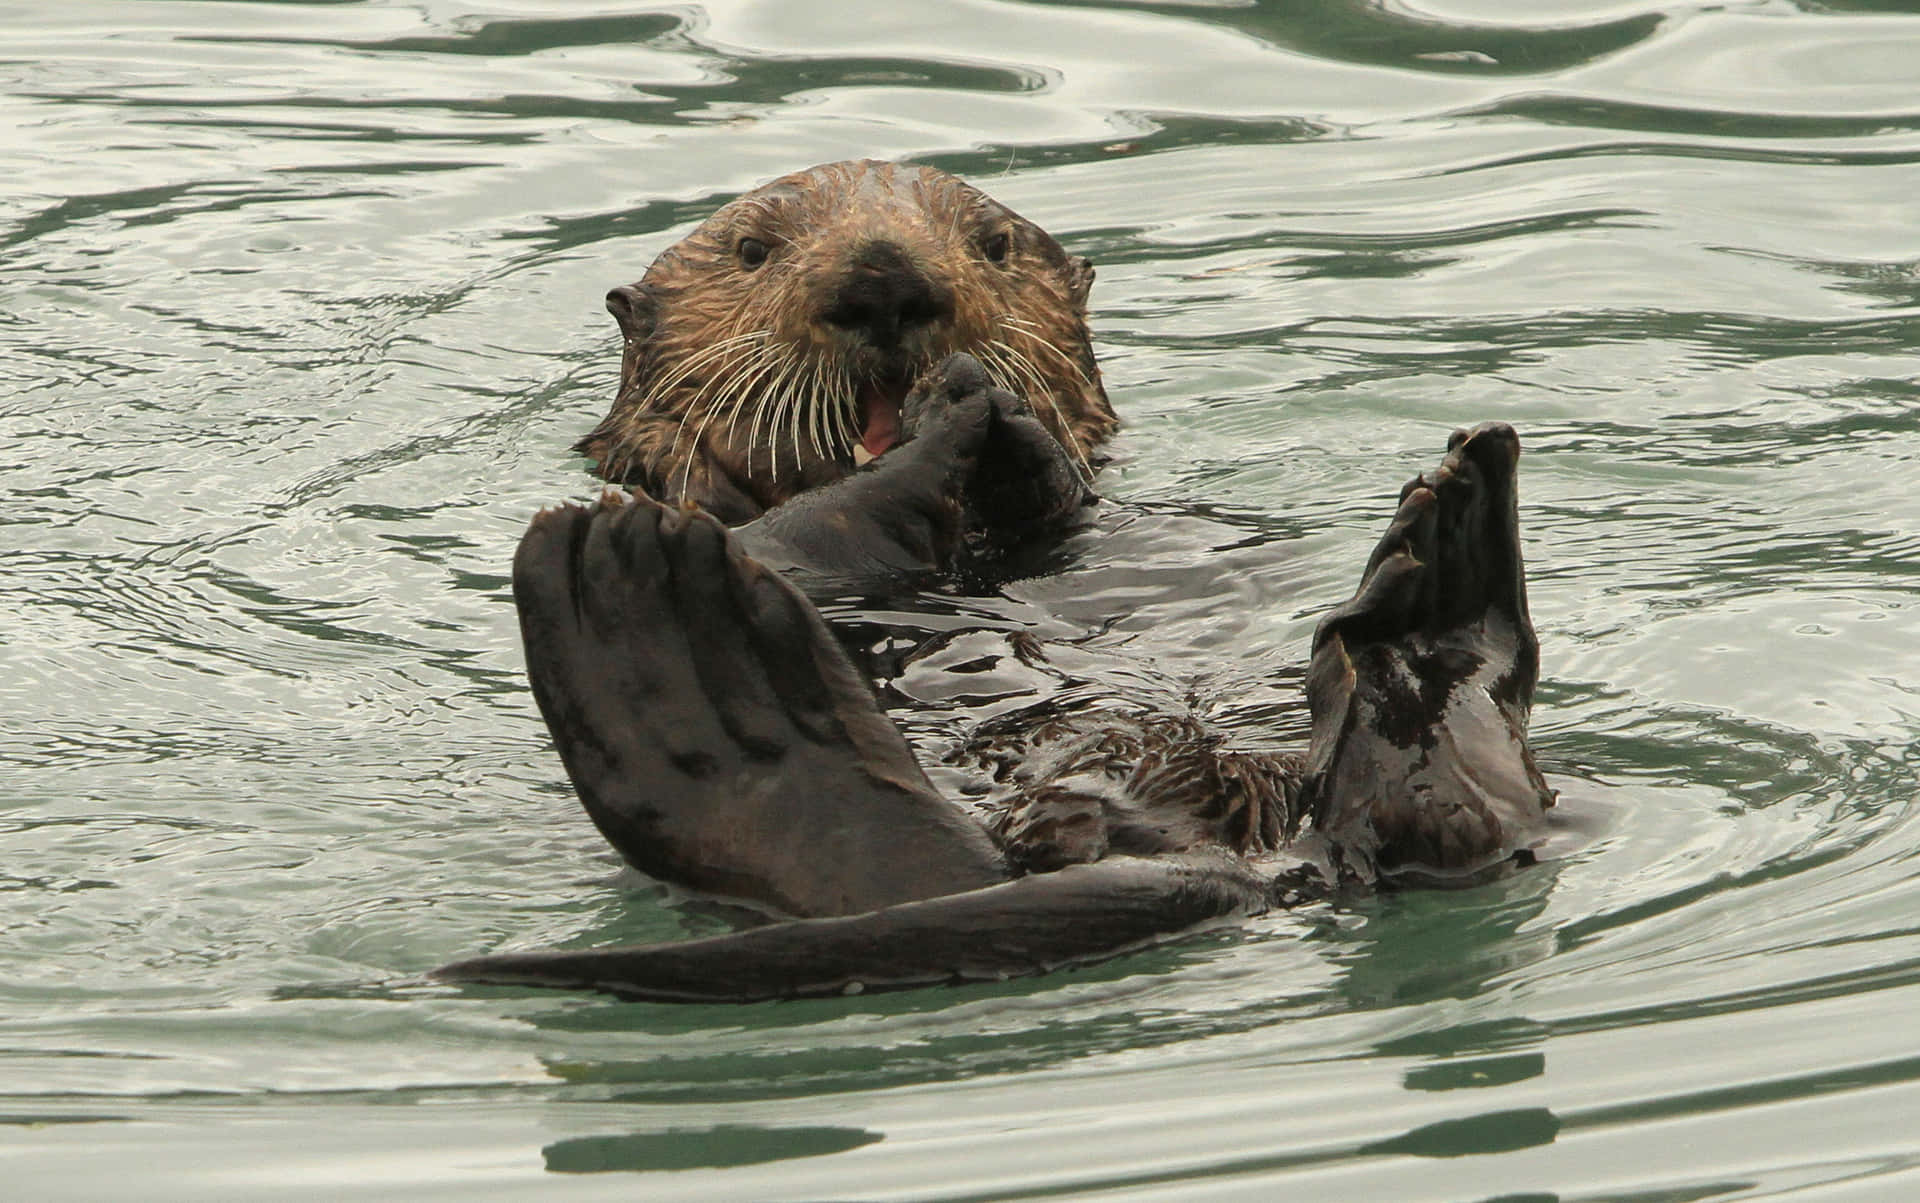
[5,1,1920,1198]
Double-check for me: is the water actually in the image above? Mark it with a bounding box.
[5,0,1920,1197]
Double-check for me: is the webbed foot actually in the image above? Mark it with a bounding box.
[509,492,1008,918]
[1304,422,1553,884]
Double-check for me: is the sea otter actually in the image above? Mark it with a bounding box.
[432,162,1557,1001]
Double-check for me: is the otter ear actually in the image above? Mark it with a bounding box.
[1067,256,1095,310]
[606,283,658,342]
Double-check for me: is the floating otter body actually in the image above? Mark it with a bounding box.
[434,163,1557,1002]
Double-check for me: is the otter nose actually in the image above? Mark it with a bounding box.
[822,240,954,349]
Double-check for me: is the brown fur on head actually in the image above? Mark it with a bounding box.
[576,159,1115,524]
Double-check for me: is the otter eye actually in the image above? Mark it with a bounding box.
[981,231,1010,264]
[737,237,769,270]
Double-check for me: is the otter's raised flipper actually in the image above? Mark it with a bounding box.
[1303,422,1554,885]
[511,492,1010,918]
[436,851,1267,1002]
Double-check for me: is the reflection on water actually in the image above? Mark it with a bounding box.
[1359,1106,1562,1158]
[6,0,1920,1197]
[543,1124,883,1174]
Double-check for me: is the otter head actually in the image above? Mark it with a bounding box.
[577,160,1115,519]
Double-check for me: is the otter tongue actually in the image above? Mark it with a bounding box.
[858,380,902,460]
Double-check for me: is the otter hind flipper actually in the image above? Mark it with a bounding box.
[434,852,1268,1003]
[511,491,1009,919]
[1305,422,1554,885]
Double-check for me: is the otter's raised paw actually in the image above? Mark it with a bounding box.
[905,351,1095,554]
[1302,422,1553,885]
[511,491,1007,917]
[730,375,993,580]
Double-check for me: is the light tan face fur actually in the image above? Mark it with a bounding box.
[579,160,1115,515]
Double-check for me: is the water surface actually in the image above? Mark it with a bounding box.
[6,1,1920,1198]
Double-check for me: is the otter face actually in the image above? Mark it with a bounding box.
[578,160,1115,517]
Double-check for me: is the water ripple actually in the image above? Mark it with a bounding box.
[6,0,1920,1196]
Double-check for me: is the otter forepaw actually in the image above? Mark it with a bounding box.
[905,351,1094,551]
[900,351,999,436]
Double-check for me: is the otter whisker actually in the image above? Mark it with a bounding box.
[653,328,764,384]
[776,350,819,480]
[792,379,808,478]
[980,340,1049,413]
[993,332,1090,461]
[795,353,847,472]
[675,343,785,499]
[994,344,1059,431]
[799,363,820,463]
[826,359,855,460]
[983,339,1094,484]
[737,349,783,456]
[1001,316,1098,391]
[824,363,847,459]
[754,346,811,481]
[678,362,769,493]
[648,329,770,405]
[661,335,774,460]
[686,339,778,452]
[978,342,1052,436]
[805,358,835,462]
[826,359,857,461]
[788,355,821,471]
[742,353,789,480]
[770,369,802,480]
[666,360,747,472]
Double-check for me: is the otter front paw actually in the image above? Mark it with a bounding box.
[729,352,1091,583]
[906,352,1095,553]
[729,375,994,582]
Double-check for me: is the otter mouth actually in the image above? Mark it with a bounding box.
[852,372,909,465]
